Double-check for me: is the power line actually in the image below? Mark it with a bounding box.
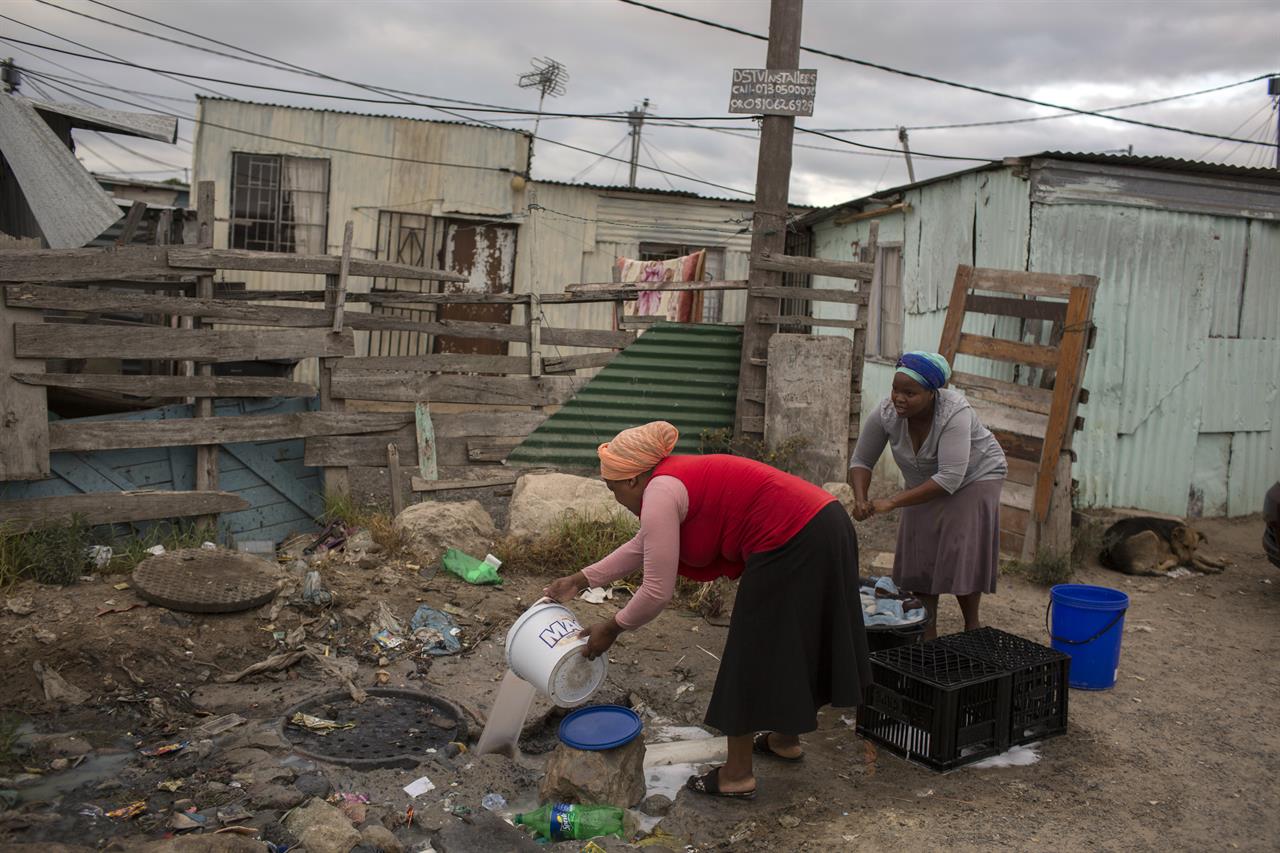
[569,132,632,182]
[1198,100,1274,161]
[89,130,186,170]
[641,139,679,191]
[614,0,1279,150]
[795,126,992,163]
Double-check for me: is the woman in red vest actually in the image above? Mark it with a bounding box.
[544,421,872,800]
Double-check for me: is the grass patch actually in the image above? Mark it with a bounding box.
[320,492,406,557]
[1003,548,1073,586]
[322,491,374,527]
[104,521,217,575]
[699,428,809,475]
[1072,515,1108,568]
[495,510,639,578]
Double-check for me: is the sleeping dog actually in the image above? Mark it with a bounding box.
[1099,516,1228,576]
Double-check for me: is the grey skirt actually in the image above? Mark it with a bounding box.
[893,477,1003,596]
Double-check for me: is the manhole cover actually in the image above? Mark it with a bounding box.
[132,548,280,613]
[280,688,467,769]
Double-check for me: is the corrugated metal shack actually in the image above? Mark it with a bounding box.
[191,98,784,382]
[801,153,1280,517]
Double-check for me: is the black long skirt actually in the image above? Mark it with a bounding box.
[704,501,872,737]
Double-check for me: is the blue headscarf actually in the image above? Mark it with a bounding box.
[895,351,952,391]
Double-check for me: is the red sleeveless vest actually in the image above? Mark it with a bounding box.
[650,454,836,581]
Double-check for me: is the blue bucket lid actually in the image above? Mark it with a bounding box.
[557,705,643,751]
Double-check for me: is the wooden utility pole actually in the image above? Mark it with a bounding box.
[734,0,804,436]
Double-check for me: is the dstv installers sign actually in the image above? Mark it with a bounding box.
[728,68,818,116]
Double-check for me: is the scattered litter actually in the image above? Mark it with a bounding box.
[301,571,333,606]
[78,804,104,819]
[4,596,35,616]
[1130,624,1155,633]
[87,545,113,569]
[778,814,800,828]
[967,743,1041,769]
[169,812,205,831]
[329,792,370,823]
[1166,567,1195,579]
[840,714,856,728]
[236,540,275,557]
[217,804,252,824]
[145,544,166,556]
[201,541,218,550]
[139,741,189,757]
[372,629,405,651]
[215,650,307,683]
[370,602,404,636]
[410,605,463,656]
[695,644,720,662]
[156,779,184,792]
[580,586,614,604]
[33,661,89,705]
[481,792,507,811]
[404,775,436,798]
[290,712,354,735]
[441,548,502,585]
[215,826,261,837]
[96,602,147,617]
[112,582,131,591]
[674,683,695,698]
[106,800,147,820]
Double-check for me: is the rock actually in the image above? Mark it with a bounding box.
[4,596,35,616]
[294,772,332,799]
[393,501,498,566]
[221,727,291,752]
[640,794,672,816]
[113,836,269,852]
[49,758,69,771]
[435,811,541,853]
[539,738,646,809]
[823,482,855,517]
[34,733,93,756]
[221,747,275,769]
[778,814,800,828]
[248,781,305,810]
[282,799,361,853]
[359,824,404,853]
[507,473,622,540]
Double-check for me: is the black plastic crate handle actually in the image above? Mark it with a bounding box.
[1045,600,1127,646]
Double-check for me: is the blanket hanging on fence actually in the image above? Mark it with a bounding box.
[615,250,705,324]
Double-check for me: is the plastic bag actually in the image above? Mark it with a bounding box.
[441,548,502,585]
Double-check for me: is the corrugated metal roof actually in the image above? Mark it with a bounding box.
[196,95,532,139]
[0,94,122,248]
[506,322,741,470]
[29,97,177,143]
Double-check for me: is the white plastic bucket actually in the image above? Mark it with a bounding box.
[505,600,607,708]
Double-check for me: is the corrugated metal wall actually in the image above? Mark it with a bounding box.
[506,323,741,470]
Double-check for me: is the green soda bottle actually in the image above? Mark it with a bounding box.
[513,802,625,842]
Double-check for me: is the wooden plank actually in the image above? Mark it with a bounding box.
[387,443,404,517]
[14,324,355,362]
[0,298,49,481]
[49,411,413,452]
[1001,504,1030,536]
[305,427,418,468]
[1005,456,1039,487]
[210,289,531,305]
[970,267,1095,300]
[467,437,523,463]
[331,354,531,375]
[0,246,172,282]
[331,222,353,332]
[410,474,519,492]
[221,440,325,520]
[416,403,438,482]
[989,428,1044,463]
[1001,480,1034,513]
[938,265,975,365]
[11,373,316,398]
[330,372,580,406]
[1025,452,1073,558]
[166,248,468,282]
[528,293,542,377]
[956,333,1059,369]
[752,251,875,282]
[756,314,866,330]
[0,490,249,532]
[751,286,869,306]
[565,280,747,294]
[114,201,147,246]
[953,371,1054,416]
[1000,529,1025,557]
[1034,281,1098,521]
[543,352,616,374]
[965,293,1068,324]
[832,201,910,226]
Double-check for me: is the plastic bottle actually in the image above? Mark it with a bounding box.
[513,803,625,842]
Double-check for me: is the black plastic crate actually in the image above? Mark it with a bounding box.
[856,643,1011,772]
[938,627,1070,745]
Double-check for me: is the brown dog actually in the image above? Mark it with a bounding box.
[1099,517,1227,576]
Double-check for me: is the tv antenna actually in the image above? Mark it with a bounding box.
[517,57,569,141]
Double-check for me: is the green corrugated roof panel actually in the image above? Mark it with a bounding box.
[507,322,741,470]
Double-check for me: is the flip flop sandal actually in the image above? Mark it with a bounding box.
[753,732,805,762]
[685,766,756,800]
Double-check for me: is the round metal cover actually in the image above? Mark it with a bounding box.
[280,688,467,769]
[131,548,281,613]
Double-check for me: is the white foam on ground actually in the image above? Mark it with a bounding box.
[967,743,1041,769]
[650,725,713,743]
[645,760,704,801]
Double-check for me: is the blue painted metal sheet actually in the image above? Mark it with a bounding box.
[0,397,322,544]
[507,322,741,470]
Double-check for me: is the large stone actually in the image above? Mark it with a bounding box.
[282,799,361,853]
[394,500,498,566]
[110,837,268,852]
[436,811,541,853]
[359,824,405,853]
[823,482,855,517]
[248,781,305,810]
[539,738,646,809]
[506,473,622,541]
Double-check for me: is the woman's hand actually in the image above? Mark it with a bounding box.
[543,571,588,603]
[578,619,622,660]
[851,498,876,521]
[871,498,896,514]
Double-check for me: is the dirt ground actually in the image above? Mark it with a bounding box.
[1,494,1277,852]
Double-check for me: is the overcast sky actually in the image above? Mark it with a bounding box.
[4,0,1278,207]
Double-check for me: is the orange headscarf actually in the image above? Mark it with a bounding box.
[598,421,679,481]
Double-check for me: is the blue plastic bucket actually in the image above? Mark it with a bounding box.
[1047,584,1129,690]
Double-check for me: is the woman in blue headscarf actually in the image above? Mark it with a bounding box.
[849,351,1007,639]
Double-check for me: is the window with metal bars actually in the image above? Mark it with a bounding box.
[229,153,329,253]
